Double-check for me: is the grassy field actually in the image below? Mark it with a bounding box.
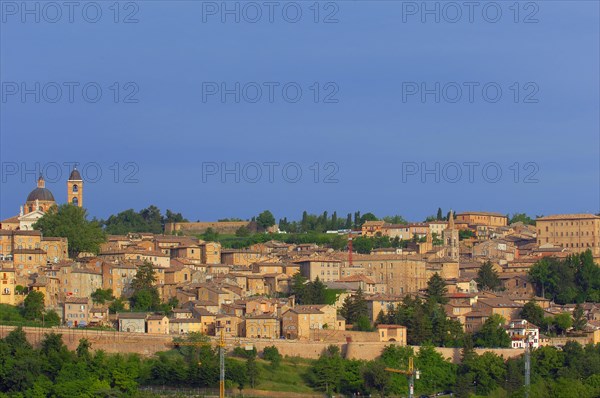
[229,357,318,394]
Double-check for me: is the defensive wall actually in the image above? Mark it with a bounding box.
[164,221,255,235]
[0,325,525,363]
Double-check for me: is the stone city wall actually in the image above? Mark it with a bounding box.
[0,325,525,363]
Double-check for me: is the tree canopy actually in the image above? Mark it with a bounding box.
[256,210,276,231]
[529,250,600,303]
[33,204,106,258]
[290,274,330,305]
[473,314,511,348]
[2,328,600,398]
[376,295,464,347]
[101,205,187,235]
[476,261,502,291]
[426,273,449,305]
[340,288,369,329]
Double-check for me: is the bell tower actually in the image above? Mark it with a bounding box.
[443,210,459,261]
[67,167,83,207]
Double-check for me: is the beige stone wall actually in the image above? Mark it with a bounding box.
[165,221,253,235]
[0,326,527,364]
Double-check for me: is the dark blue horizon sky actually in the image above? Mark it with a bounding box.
[1,1,599,223]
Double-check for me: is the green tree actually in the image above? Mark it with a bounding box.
[33,204,106,258]
[378,345,414,395]
[4,326,32,352]
[246,355,259,388]
[290,273,307,304]
[130,262,160,311]
[426,273,449,304]
[262,345,282,368]
[363,360,391,398]
[355,316,373,332]
[310,345,344,395]
[76,338,92,358]
[415,344,458,394]
[341,359,367,395]
[474,314,511,348]
[572,304,587,331]
[509,213,535,225]
[529,258,553,299]
[455,335,476,398]
[383,215,408,225]
[520,301,546,328]
[102,209,147,234]
[203,227,220,242]
[360,213,378,225]
[109,297,125,314]
[40,332,65,356]
[504,357,525,395]
[352,236,374,254]
[340,288,369,325]
[235,225,251,237]
[164,209,187,224]
[553,312,573,336]
[476,261,502,291]
[459,229,475,240]
[131,261,156,291]
[256,210,276,231]
[22,291,45,320]
[90,288,114,305]
[44,310,61,327]
[303,277,327,305]
[226,359,248,393]
[464,351,507,396]
[527,252,600,304]
[437,207,443,220]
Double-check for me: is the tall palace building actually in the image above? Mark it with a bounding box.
[1,168,84,231]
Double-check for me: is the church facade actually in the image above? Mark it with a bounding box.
[1,168,84,231]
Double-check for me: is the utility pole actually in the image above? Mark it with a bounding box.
[348,236,353,266]
[385,356,420,398]
[218,327,225,398]
[524,334,531,398]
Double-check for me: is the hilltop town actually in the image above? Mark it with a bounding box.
[1,172,600,354]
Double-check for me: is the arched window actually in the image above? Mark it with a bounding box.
[72,184,78,193]
[72,197,78,206]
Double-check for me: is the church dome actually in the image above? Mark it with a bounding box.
[26,187,55,202]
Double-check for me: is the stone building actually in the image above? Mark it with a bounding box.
[295,257,341,282]
[455,211,508,228]
[0,267,16,305]
[63,297,90,327]
[244,313,280,339]
[536,214,600,256]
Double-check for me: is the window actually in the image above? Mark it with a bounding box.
[72,184,78,193]
[72,197,78,206]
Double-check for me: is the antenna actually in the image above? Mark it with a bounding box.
[348,235,353,266]
[525,335,531,398]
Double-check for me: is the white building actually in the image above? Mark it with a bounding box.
[507,319,539,349]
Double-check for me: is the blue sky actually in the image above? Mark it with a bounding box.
[1,1,598,222]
